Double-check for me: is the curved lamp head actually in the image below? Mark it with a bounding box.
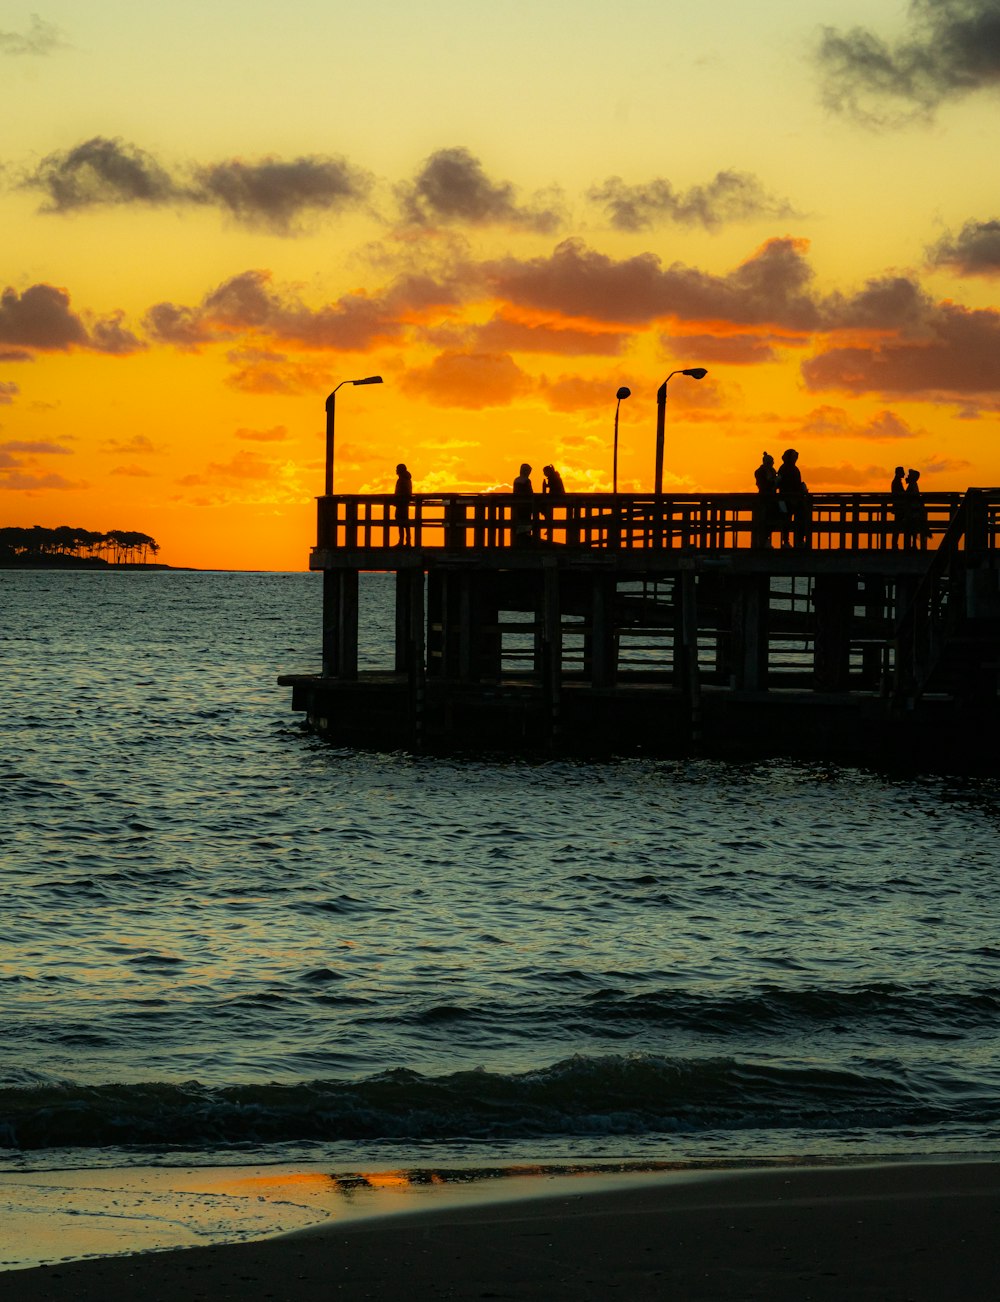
[616,386,632,401]
[352,375,383,386]
[681,368,707,380]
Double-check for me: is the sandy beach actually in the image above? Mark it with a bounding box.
[5,1160,999,1300]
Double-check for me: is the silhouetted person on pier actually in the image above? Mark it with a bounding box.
[393,463,413,547]
[904,468,929,551]
[776,448,810,549]
[541,464,565,542]
[513,463,534,546]
[890,466,906,550]
[753,451,777,548]
[542,465,564,497]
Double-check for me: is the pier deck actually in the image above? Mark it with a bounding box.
[280,489,1000,763]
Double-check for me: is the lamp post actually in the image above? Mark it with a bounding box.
[612,386,631,494]
[324,376,383,496]
[654,367,707,495]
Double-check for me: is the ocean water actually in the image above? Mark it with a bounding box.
[2,568,1000,1175]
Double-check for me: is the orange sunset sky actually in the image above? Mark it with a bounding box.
[3,1,1000,569]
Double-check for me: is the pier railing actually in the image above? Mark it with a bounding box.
[315,490,976,555]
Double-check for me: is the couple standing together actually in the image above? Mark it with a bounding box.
[754,448,809,549]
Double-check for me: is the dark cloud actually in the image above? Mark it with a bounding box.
[399,147,562,232]
[817,0,1000,123]
[824,274,934,332]
[0,348,33,362]
[0,14,65,56]
[476,314,626,356]
[0,381,19,404]
[147,268,459,354]
[0,284,88,349]
[25,137,178,212]
[21,137,371,233]
[89,312,144,355]
[660,333,784,365]
[803,302,1000,395]
[487,237,824,331]
[194,156,372,234]
[589,170,797,231]
[0,283,142,355]
[928,218,1000,275]
[143,302,216,349]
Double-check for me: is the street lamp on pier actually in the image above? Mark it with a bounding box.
[654,367,707,495]
[324,376,383,496]
[612,386,631,494]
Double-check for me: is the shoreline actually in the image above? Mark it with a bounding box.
[4,1158,999,1299]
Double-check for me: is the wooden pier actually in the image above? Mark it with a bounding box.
[280,488,1000,765]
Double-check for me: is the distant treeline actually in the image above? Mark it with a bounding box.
[0,525,161,565]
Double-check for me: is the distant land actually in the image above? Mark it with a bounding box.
[1,525,167,569]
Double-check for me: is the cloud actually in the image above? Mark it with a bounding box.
[922,453,973,473]
[193,155,372,234]
[589,170,797,231]
[660,332,784,365]
[234,424,290,442]
[0,283,87,349]
[110,464,153,478]
[0,381,18,404]
[401,350,534,408]
[102,434,158,455]
[178,449,279,487]
[89,311,144,355]
[928,218,1000,275]
[25,137,178,212]
[224,348,330,395]
[802,301,1000,396]
[0,283,142,354]
[816,0,1000,124]
[143,301,217,349]
[0,470,82,490]
[794,405,924,440]
[147,267,459,356]
[487,236,823,331]
[398,147,562,232]
[475,313,626,356]
[0,438,68,454]
[0,14,65,56]
[805,462,896,488]
[0,348,33,362]
[537,374,633,413]
[21,136,372,233]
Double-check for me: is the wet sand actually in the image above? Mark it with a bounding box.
[6,1160,1000,1300]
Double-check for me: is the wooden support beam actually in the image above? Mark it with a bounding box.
[322,568,358,679]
